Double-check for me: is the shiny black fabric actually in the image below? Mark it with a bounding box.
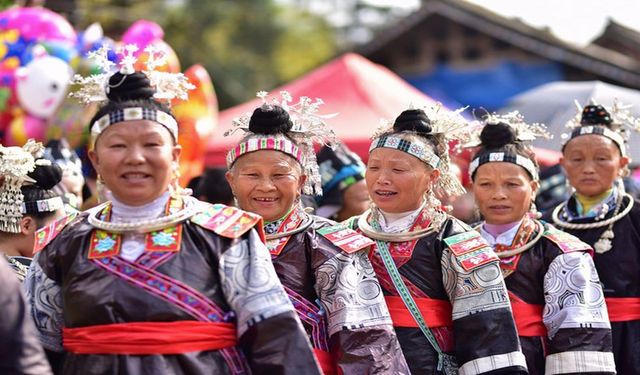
[543,195,640,374]
[36,212,318,375]
[352,217,527,375]
[503,221,613,374]
[0,258,52,375]
[271,215,408,374]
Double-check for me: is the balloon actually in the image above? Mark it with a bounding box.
[48,98,95,148]
[136,39,180,73]
[0,7,76,45]
[16,55,73,119]
[6,110,47,145]
[172,64,218,185]
[121,20,164,50]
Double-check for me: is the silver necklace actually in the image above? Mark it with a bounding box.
[87,202,198,234]
[551,193,633,253]
[357,209,437,242]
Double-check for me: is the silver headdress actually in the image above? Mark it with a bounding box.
[464,111,551,181]
[70,44,193,104]
[562,99,640,158]
[225,91,337,195]
[0,140,52,233]
[69,44,194,148]
[370,103,469,199]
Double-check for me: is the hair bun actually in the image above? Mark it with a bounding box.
[27,160,63,190]
[580,104,612,126]
[248,105,293,135]
[106,71,156,101]
[480,122,517,149]
[393,109,432,134]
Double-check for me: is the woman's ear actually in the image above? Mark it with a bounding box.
[297,174,308,195]
[428,168,441,187]
[19,216,36,236]
[225,170,235,192]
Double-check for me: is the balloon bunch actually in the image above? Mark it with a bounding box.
[0,6,78,145]
[0,9,217,185]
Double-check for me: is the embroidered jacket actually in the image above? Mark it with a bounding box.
[264,208,409,374]
[348,208,528,375]
[480,217,614,374]
[543,193,640,374]
[25,199,320,375]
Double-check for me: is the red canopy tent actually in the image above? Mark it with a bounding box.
[205,53,560,168]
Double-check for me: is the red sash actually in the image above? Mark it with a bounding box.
[385,295,452,328]
[314,349,337,375]
[509,299,546,337]
[605,297,640,322]
[63,321,237,355]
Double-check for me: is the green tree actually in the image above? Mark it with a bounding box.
[48,0,337,109]
[162,0,337,109]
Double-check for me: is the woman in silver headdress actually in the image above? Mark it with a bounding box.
[345,106,527,374]
[0,140,65,281]
[25,48,317,375]
[469,114,614,374]
[543,102,640,374]
[225,92,408,374]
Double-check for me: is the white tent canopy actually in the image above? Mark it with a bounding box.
[501,80,640,162]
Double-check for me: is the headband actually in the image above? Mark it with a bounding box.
[90,107,178,147]
[22,196,64,214]
[564,125,626,156]
[369,135,440,169]
[226,136,305,168]
[469,152,539,181]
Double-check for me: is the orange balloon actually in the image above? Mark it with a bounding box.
[172,64,218,186]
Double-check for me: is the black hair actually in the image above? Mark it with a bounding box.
[195,168,234,205]
[248,105,293,135]
[580,104,612,127]
[471,121,538,180]
[387,109,444,159]
[88,71,175,141]
[21,160,63,226]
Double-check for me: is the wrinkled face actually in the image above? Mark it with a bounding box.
[366,148,439,213]
[472,162,539,225]
[336,179,370,221]
[560,135,629,198]
[88,120,180,206]
[226,150,306,222]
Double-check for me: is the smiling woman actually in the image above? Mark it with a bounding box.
[225,92,409,374]
[24,50,318,375]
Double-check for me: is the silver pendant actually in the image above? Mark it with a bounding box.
[594,230,614,253]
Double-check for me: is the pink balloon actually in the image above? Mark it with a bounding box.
[5,112,47,146]
[121,20,164,50]
[0,7,76,44]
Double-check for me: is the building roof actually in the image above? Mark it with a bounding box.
[592,18,640,52]
[358,0,640,88]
